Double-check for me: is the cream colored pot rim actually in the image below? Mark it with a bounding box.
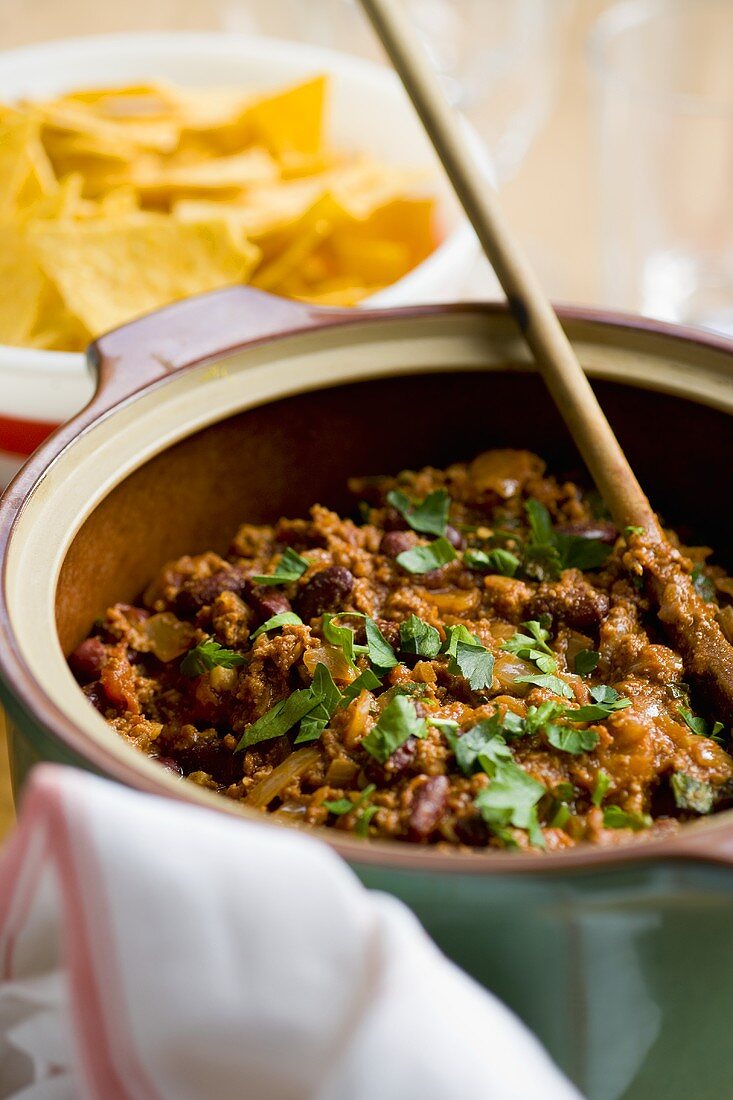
[3,295,733,875]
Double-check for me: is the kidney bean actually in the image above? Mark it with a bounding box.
[408,775,450,841]
[247,585,292,623]
[527,581,610,633]
[296,566,354,621]
[444,525,465,550]
[69,637,108,683]
[82,682,107,713]
[175,569,246,616]
[155,756,184,777]
[364,735,417,784]
[379,530,416,557]
[454,815,491,847]
[382,507,410,532]
[556,520,618,545]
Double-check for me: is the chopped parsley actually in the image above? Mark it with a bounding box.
[624,525,644,538]
[250,611,302,640]
[322,613,361,664]
[443,624,494,691]
[501,620,555,665]
[524,499,611,579]
[463,547,520,577]
[603,805,652,831]
[678,707,725,744]
[396,536,457,575]
[399,614,442,658]
[180,637,245,677]
[364,617,398,672]
[564,685,631,723]
[386,488,450,537]
[671,773,715,814]
[474,746,546,849]
[324,783,376,817]
[547,725,600,755]
[591,769,611,807]
[691,563,716,603]
[294,664,343,744]
[339,667,382,705]
[361,695,427,763]
[444,715,506,776]
[236,662,341,750]
[574,649,600,676]
[250,547,310,586]
[502,620,573,699]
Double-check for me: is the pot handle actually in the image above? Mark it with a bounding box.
[87,285,354,412]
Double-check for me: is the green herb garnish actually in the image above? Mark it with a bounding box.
[361,695,427,763]
[340,667,382,705]
[443,624,494,691]
[251,547,310,586]
[386,488,450,537]
[322,613,360,664]
[250,611,303,640]
[294,663,343,744]
[463,547,520,577]
[671,773,715,814]
[591,769,611,807]
[678,707,725,743]
[236,662,341,750]
[546,725,600,756]
[502,620,574,699]
[574,649,600,676]
[364,616,398,672]
[180,637,245,677]
[324,783,377,816]
[396,536,457,575]
[691,563,716,603]
[624,525,644,538]
[603,805,652,831]
[524,499,611,579]
[399,614,442,658]
[563,685,631,723]
[475,750,546,849]
[501,620,555,663]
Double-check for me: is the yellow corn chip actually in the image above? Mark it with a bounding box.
[0,220,47,342]
[245,76,326,158]
[0,76,437,351]
[30,214,260,334]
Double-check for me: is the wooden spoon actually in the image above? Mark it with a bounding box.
[358,0,733,724]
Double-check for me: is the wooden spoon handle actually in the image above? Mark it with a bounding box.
[358,0,659,537]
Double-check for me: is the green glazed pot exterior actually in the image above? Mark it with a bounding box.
[6,700,733,1100]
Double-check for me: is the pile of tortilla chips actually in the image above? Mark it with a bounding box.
[0,76,437,351]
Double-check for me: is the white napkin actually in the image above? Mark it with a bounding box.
[0,765,581,1100]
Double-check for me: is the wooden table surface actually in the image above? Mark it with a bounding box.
[0,0,611,841]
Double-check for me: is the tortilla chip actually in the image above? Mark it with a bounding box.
[30,214,260,334]
[246,76,326,158]
[0,76,437,351]
[0,220,47,342]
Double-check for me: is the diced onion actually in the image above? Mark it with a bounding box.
[144,612,196,662]
[303,644,357,683]
[245,746,320,809]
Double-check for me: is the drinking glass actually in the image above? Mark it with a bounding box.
[589,0,733,333]
[224,0,567,184]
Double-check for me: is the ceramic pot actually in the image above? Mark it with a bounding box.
[2,287,733,1100]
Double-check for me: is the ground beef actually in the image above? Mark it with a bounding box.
[69,449,733,853]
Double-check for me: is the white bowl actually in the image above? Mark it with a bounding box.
[0,31,494,487]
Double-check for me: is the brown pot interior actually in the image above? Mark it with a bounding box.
[56,369,733,657]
